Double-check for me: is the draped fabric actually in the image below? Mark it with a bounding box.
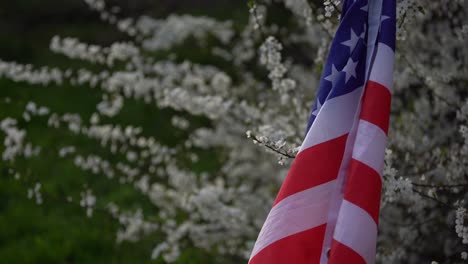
[249,1,396,263]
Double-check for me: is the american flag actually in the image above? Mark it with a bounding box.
[249,0,395,263]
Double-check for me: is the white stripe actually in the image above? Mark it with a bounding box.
[333,200,378,264]
[249,180,336,261]
[318,89,363,264]
[352,120,387,176]
[369,43,394,90]
[300,87,363,153]
[365,0,383,80]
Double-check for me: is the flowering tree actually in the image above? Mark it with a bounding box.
[0,0,467,263]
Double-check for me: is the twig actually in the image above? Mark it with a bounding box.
[401,55,459,109]
[249,134,296,158]
[398,10,407,29]
[412,188,454,209]
[329,1,342,15]
[247,1,267,38]
[412,182,468,189]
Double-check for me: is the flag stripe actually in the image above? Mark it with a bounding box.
[274,135,346,205]
[251,181,335,259]
[368,43,394,90]
[250,0,395,262]
[344,159,382,223]
[360,80,392,134]
[300,87,363,153]
[328,239,366,264]
[333,200,377,264]
[351,120,387,176]
[249,224,326,264]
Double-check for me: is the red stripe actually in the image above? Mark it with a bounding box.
[249,224,326,264]
[360,81,391,134]
[344,159,382,224]
[273,134,348,205]
[328,239,366,264]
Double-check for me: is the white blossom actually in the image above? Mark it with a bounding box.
[0,0,467,262]
[80,189,96,217]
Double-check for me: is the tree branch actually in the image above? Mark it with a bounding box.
[412,188,454,209]
[412,182,468,189]
[249,134,296,158]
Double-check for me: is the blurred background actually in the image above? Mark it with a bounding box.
[2,1,467,263]
[0,1,247,263]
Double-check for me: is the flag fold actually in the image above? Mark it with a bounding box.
[249,0,396,263]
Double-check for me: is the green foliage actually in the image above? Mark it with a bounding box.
[0,1,246,263]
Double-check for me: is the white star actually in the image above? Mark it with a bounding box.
[311,98,322,116]
[341,28,360,53]
[360,24,367,38]
[381,15,390,23]
[342,58,358,83]
[324,64,341,88]
[379,16,391,33]
[360,4,368,12]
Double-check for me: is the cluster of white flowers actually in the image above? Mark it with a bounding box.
[455,207,468,244]
[1,117,40,161]
[114,208,158,244]
[259,36,297,94]
[79,188,96,217]
[171,116,190,130]
[74,155,115,179]
[246,129,298,165]
[138,15,234,51]
[27,182,43,205]
[58,146,76,157]
[323,0,341,18]
[24,101,50,120]
[0,60,63,85]
[1,0,467,262]
[50,36,139,66]
[248,3,262,31]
